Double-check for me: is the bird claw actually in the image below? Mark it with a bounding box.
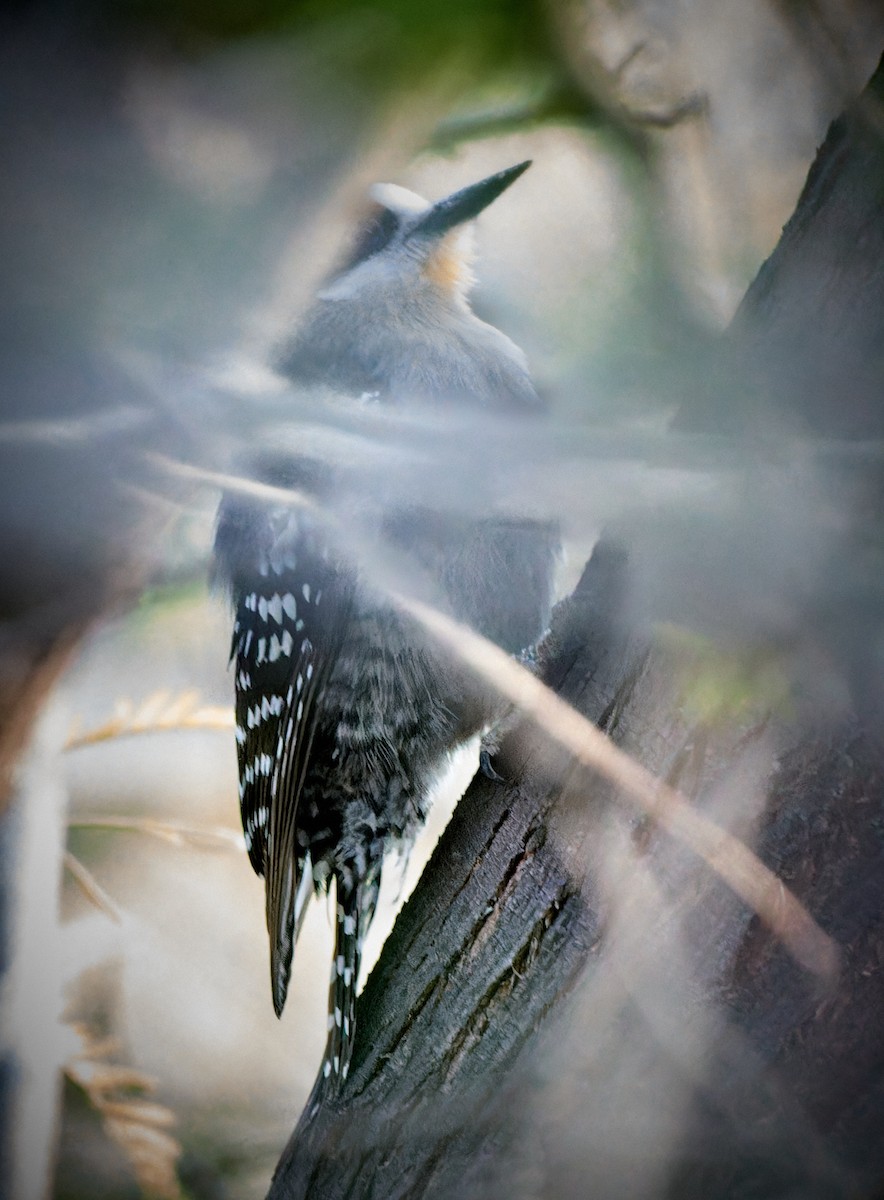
[479,747,505,783]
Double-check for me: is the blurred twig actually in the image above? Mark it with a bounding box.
[626,91,709,129]
[395,593,839,984]
[0,406,151,445]
[158,457,837,980]
[146,453,318,511]
[428,79,602,151]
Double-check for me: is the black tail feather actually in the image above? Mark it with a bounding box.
[317,861,381,1095]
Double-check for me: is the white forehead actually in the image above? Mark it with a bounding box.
[368,182,430,220]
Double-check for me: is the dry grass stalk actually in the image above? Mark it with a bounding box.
[70,814,244,851]
[66,1023,184,1199]
[63,851,123,922]
[64,689,234,750]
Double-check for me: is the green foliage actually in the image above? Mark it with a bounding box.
[659,623,793,728]
[116,0,554,83]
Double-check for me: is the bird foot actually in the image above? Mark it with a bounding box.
[479,746,505,782]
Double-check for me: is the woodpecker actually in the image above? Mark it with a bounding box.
[214,160,557,1094]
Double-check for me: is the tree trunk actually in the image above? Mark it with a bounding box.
[269,54,884,1200]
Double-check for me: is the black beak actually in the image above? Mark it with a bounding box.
[410,160,531,239]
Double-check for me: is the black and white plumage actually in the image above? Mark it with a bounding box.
[214,161,558,1094]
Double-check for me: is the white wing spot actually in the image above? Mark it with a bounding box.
[281,630,294,657]
[267,593,283,623]
[268,634,281,662]
[258,595,269,621]
[282,592,297,619]
[306,663,314,682]
[302,583,311,602]
[256,637,267,664]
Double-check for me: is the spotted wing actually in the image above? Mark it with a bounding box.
[215,494,353,1014]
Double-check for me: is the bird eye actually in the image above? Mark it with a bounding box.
[334,204,400,275]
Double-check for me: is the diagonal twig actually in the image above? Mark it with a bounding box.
[395,593,839,985]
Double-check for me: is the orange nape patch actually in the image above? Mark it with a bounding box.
[422,231,475,296]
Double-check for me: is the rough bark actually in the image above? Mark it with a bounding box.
[269,54,884,1200]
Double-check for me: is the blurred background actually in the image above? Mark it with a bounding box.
[1,0,883,1196]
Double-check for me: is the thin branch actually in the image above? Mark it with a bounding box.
[0,406,151,445]
[145,453,318,512]
[156,452,837,980]
[395,593,840,984]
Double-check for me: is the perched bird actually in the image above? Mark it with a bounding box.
[214,160,558,1093]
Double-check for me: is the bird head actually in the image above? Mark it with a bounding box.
[318,160,531,307]
[278,159,537,405]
